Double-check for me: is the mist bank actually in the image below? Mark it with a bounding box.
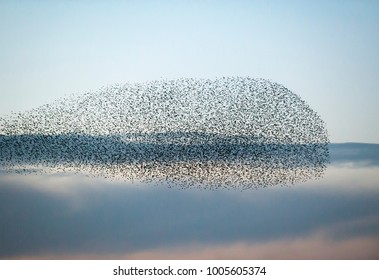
[329,143,379,166]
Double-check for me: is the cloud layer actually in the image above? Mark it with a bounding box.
[1,154,378,259]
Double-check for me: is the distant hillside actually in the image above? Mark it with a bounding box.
[329,143,379,166]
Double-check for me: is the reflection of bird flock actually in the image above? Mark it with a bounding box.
[0,77,329,189]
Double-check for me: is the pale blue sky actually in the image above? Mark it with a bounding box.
[0,0,378,143]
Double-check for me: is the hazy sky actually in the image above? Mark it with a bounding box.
[0,0,378,143]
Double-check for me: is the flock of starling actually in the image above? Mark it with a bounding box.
[0,77,329,189]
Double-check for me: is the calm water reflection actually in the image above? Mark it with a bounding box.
[0,143,378,259]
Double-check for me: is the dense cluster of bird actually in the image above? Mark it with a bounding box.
[0,77,329,189]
